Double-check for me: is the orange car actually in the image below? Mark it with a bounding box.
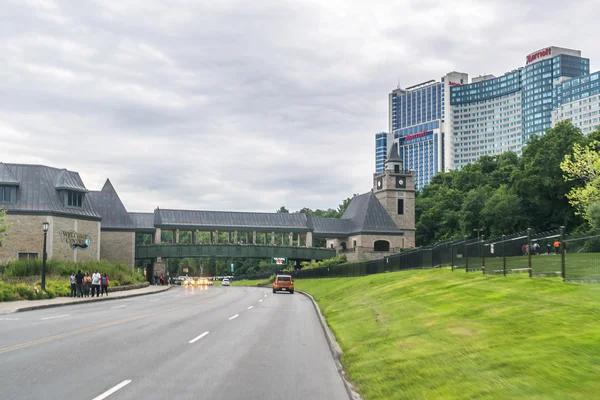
[273,274,294,294]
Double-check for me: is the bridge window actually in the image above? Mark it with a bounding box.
[374,240,390,252]
[340,242,347,251]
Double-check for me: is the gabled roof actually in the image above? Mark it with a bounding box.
[386,142,402,163]
[154,209,311,232]
[55,169,88,192]
[87,179,135,230]
[0,163,101,220]
[313,191,403,237]
[0,163,19,186]
[129,212,156,232]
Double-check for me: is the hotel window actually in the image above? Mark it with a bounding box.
[0,185,15,203]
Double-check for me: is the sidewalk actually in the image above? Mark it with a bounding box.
[0,285,172,315]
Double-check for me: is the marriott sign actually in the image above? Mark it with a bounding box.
[526,47,552,65]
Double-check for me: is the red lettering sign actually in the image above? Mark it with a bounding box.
[405,131,428,141]
[448,81,461,86]
[527,47,552,64]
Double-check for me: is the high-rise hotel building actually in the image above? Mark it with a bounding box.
[378,46,595,188]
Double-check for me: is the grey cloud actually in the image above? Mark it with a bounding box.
[1,0,599,215]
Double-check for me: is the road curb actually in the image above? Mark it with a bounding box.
[10,286,173,314]
[297,289,362,400]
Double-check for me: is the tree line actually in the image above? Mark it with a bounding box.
[415,121,600,245]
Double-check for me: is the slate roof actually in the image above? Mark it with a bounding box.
[0,163,19,186]
[55,169,88,192]
[129,212,156,232]
[0,164,101,220]
[313,191,403,237]
[87,179,135,230]
[154,209,312,232]
[386,142,402,163]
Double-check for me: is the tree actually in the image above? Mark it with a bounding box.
[561,139,600,226]
[481,185,523,237]
[276,206,289,214]
[0,209,9,246]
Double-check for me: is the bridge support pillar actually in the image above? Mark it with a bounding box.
[228,232,232,243]
[154,227,162,244]
[306,231,313,248]
[298,233,303,247]
[174,229,180,244]
[210,231,213,244]
[289,232,293,246]
[271,232,275,245]
[215,230,219,244]
[234,231,238,243]
[192,230,198,244]
[253,231,257,245]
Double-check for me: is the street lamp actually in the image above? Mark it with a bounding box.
[41,221,49,291]
[473,228,484,240]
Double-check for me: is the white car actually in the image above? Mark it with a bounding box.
[222,278,230,286]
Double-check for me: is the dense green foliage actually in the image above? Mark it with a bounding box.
[299,254,347,270]
[416,122,600,245]
[296,269,600,400]
[0,209,9,246]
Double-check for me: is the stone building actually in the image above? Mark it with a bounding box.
[0,158,415,268]
[0,163,101,264]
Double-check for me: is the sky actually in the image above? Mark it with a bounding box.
[1,0,599,213]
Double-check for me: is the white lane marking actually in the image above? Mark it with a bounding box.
[41,314,69,320]
[0,318,20,321]
[189,331,210,344]
[175,295,181,297]
[92,379,132,400]
[264,294,267,297]
[259,299,263,303]
[111,305,126,309]
[247,306,254,310]
[149,299,161,302]
[228,314,239,320]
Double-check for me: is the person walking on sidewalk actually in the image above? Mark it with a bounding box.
[83,272,92,297]
[75,270,84,298]
[69,272,76,298]
[101,273,109,296]
[91,270,101,297]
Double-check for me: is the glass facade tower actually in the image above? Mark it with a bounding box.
[375,132,391,173]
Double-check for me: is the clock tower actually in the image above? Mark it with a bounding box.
[373,143,415,247]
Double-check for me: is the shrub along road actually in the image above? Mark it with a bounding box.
[295,269,600,400]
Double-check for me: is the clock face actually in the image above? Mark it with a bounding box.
[396,177,406,188]
[377,178,383,189]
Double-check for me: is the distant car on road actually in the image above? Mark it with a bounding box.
[222,278,230,286]
[273,274,294,294]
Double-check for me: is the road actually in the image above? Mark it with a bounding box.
[0,286,350,400]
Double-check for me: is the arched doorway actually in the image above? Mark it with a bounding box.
[340,242,347,251]
[374,240,390,252]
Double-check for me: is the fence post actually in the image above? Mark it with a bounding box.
[451,241,455,271]
[464,237,468,273]
[560,226,566,281]
[527,228,532,278]
[420,247,423,269]
[481,237,485,275]
[502,235,506,276]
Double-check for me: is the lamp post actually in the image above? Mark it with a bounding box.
[473,228,484,240]
[41,221,49,291]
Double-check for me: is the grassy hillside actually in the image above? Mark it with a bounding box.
[295,269,600,400]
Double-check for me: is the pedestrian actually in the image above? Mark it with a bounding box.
[101,273,109,296]
[75,270,84,298]
[70,272,76,298]
[521,244,527,256]
[554,240,560,255]
[161,273,165,286]
[533,242,541,255]
[91,270,101,297]
[83,272,92,297]
[154,273,159,286]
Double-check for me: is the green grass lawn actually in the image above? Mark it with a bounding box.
[230,278,272,287]
[295,269,600,400]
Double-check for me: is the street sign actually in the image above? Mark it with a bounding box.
[231,263,234,272]
[273,257,287,265]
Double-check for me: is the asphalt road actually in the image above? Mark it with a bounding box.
[0,286,350,400]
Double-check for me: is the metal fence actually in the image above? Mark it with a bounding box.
[237,226,600,282]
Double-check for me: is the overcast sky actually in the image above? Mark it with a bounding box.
[1,0,598,213]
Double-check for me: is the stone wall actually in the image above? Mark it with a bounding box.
[100,231,135,267]
[52,216,100,263]
[0,214,47,264]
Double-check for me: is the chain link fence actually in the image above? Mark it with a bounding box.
[237,226,600,283]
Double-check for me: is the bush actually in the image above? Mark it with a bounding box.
[303,254,347,270]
